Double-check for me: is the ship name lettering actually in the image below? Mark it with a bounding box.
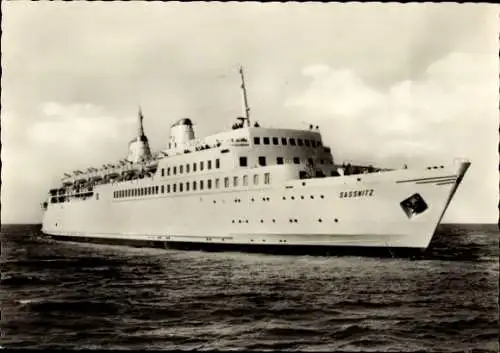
[339,189,374,198]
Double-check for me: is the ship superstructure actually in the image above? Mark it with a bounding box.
[41,67,470,257]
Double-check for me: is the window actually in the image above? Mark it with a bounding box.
[243,175,248,186]
[186,164,190,173]
[167,167,171,176]
[233,176,238,187]
[289,138,296,146]
[311,140,317,148]
[193,181,197,191]
[298,139,304,146]
[308,158,314,166]
[193,162,197,172]
[200,180,204,190]
[215,178,220,189]
[208,160,212,170]
[161,185,165,194]
[155,186,159,194]
[208,179,212,189]
[167,184,171,193]
[263,137,270,145]
[258,156,266,166]
[161,168,165,177]
[224,177,230,188]
[281,137,287,145]
[264,172,271,184]
[254,137,260,145]
[293,157,300,164]
[173,166,177,175]
[173,184,177,192]
[180,165,183,174]
[200,161,204,171]
[277,157,284,165]
[179,183,183,192]
[240,157,248,167]
[216,159,220,169]
[253,174,259,185]
[186,182,190,191]
[272,137,279,145]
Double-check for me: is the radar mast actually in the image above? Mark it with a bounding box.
[239,66,251,127]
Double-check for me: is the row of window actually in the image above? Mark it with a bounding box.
[231,218,339,224]
[113,173,272,199]
[161,158,221,177]
[254,136,322,148]
[239,156,331,167]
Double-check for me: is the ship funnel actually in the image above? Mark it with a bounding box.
[127,107,153,163]
[169,118,195,149]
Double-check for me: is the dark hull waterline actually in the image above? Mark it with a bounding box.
[43,234,427,259]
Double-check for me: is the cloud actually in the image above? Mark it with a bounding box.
[284,52,498,222]
[27,102,134,147]
[285,51,497,164]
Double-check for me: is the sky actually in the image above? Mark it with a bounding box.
[1,2,498,224]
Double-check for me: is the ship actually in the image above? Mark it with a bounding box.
[40,67,471,257]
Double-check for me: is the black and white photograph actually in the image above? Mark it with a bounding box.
[1,2,498,351]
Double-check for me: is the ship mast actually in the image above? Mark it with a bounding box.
[239,66,251,127]
[138,106,146,137]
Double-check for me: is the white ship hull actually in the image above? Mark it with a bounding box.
[41,161,470,257]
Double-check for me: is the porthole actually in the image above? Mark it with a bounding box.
[300,195,304,199]
[334,218,338,223]
[232,220,235,223]
[251,198,255,202]
[310,195,314,199]
[318,218,322,222]
[320,195,324,199]
[260,219,264,223]
[289,219,293,223]
[302,182,306,186]
[294,219,298,223]
[282,196,286,200]
[238,220,242,223]
[291,196,295,200]
[272,219,276,223]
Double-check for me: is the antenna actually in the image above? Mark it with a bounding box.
[239,65,251,127]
